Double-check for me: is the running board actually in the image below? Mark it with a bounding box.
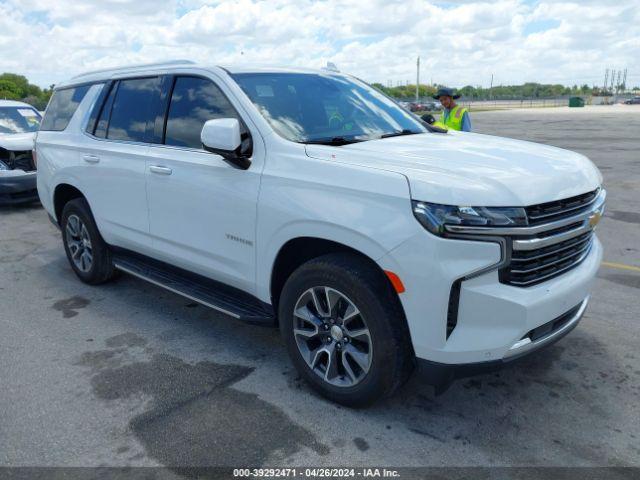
[112,251,275,325]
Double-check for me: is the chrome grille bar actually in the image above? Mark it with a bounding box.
[511,222,593,251]
[509,239,593,274]
[510,233,591,262]
[506,244,593,286]
[526,190,599,223]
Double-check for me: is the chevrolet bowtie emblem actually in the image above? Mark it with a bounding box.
[588,211,602,228]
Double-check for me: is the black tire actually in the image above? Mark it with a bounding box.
[279,253,414,407]
[60,198,117,285]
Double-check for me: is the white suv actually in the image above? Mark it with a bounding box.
[36,61,605,406]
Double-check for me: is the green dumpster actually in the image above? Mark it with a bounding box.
[569,96,585,107]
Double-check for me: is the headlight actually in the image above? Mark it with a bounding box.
[412,201,527,236]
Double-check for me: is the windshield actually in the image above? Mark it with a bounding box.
[0,106,41,134]
[231,72,426,144]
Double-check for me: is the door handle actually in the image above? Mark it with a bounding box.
[83,154,100,164]
[149,165,172,175]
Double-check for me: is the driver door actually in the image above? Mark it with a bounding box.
[145,75,262,293]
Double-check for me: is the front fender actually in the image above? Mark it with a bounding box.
[254,157,417,302]
[257,220,394,301]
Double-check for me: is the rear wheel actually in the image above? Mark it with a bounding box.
[61,198,116,284]
[279,253,414,407]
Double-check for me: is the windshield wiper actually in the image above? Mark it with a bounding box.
[301,130,421,145]
[301,136,365,146]
[380,129,422,139]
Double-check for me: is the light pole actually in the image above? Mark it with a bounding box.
[489,73,493,101]
[416,56,420,102]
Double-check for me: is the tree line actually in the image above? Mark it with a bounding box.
[371,82,634,101]
[1,71,636,111]
[0,73,53,111]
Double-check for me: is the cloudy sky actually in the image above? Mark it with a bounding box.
[1,0,638,89]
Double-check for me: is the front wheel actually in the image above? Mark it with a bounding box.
[279,253,414,407]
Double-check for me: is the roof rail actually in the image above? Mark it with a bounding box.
[71,59,196,80]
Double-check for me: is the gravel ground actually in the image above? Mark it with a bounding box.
[1,106,639,472]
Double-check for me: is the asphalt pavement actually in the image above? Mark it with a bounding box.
[1,106,638,471]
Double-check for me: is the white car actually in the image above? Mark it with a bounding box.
[0,100,41,205]
[36,61,605,406]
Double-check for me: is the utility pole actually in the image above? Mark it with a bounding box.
[616,70,622,93]
[622,68,628,93]
[603,69,609,93]
[489,73,494,101]
[416,56,420,102]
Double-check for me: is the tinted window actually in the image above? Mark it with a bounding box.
[84,82,110,136]
[0,107,41,134]
[164,76,239,149]
[40,85,90,131]
[107,77,160,142]
[94,83,117,139]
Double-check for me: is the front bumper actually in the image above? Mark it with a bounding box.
[377,227,602,365]
[0,171,38,205]
[416,296,588,392]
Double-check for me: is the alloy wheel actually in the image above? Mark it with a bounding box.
[293,286,373,387]
[65,214,93,273]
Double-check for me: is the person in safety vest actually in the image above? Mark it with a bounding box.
[433,87,471,132]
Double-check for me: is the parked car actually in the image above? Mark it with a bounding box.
[623,96,640,105]
[36,61,605,406]
[0,100,41,205]
[407,101,441,112]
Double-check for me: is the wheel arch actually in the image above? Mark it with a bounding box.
[53,183,87,225]
[269,236,406,318]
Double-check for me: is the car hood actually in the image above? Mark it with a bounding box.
[0,132,36,151]
[305,131,602,206]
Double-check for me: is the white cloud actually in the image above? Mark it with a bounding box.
[0,0,638,89]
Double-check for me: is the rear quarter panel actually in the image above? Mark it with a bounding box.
[36,84,104,219]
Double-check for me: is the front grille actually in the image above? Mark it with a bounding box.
[502,232,593,286]
[525,189,598,226]
[496,189,602,287]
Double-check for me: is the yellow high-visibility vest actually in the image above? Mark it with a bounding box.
[440,105,467,131]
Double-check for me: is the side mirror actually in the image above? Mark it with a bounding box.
[201,118,251,169]
[420,113,435,125]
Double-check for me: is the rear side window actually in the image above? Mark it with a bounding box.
[107,77,160,142]
[93,83,117,139]
[164,76,240,149]
[40,85,90,131]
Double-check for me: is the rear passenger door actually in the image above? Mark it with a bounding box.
[145,75,262,293]
[83,77,161,252]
